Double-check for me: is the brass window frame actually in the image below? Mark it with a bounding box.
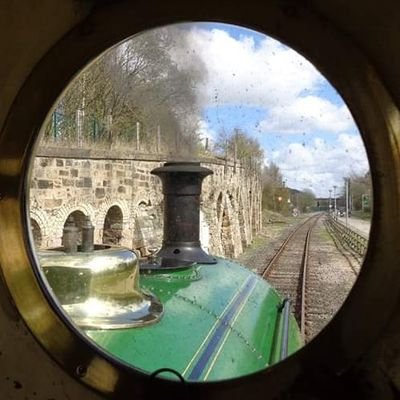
[0,2,399,398]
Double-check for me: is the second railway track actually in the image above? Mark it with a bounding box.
[258,213,361,343]
[259,214,321,339]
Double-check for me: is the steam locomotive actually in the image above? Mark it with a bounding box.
[1,2,399,399]
[39,161,302,381]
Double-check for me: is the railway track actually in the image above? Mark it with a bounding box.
[259,213,360,343]
[259,214,321,340]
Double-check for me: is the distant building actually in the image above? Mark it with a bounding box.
[315,197,331,211]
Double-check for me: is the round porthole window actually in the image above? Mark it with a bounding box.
[27,22,372,383]
[0,3,399,399]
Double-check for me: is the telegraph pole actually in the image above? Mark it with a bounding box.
[333,185,337,216]
[345,178,349,227]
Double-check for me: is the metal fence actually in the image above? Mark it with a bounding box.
[326,215,368,256]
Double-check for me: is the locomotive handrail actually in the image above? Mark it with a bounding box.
[150,368,186,384]
[280,298,291,361]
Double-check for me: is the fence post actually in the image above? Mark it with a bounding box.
[52,112,57,140]
[136,121,140,151]
[157,125,161,153]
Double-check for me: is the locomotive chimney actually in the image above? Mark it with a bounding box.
[151,161,217,265]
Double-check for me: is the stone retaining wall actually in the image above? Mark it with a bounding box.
[29,147,262,258]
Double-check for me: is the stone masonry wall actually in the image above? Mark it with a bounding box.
[29,147,262,259]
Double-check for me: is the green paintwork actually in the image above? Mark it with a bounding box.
[86,258,302,381]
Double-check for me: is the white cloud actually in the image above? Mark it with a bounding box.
[174,26,357,135]
[172,25,368,196]
[271,134,369,197]
[179,27,323,107]
[259,95,355,134]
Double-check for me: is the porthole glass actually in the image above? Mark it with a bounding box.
[28,22,371,381]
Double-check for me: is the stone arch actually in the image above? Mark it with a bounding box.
[137,199,150,207]
[133,198,163,255]
[209,191,236,258]
[30,218,42,249]
[95,198,129,226]
[53,203,96,248]
[247,188,254,235]
[96,197,131,224]
[29,208,51,248]
[64,210,86,245]
[94,197,131,247]
[237,189,251,248]
[216,192,224,223]
[227,191,243,257]
[207,191,224,256]
[253,178,262,233]
[220,194,235,258]
[56,203,96,230]
[102,205,123,245]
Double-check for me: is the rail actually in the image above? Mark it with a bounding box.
[326,215,368,256]
[262,214,321,342]
[300,228,312,338]
[261,214,319,279]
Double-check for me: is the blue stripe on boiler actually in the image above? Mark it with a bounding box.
[188,275,257,380]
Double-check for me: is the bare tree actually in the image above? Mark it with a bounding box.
[215,128,264,167]
[43,25,207,154]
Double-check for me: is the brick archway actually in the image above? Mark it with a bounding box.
[102,205,123,245]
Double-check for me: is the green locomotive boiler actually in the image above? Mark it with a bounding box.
[39,162,302,382]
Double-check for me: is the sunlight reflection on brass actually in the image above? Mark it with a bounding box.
[39,246,163,329]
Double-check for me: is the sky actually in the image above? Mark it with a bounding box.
[173,23,370,198]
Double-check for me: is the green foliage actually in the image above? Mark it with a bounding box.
[296,189,315,213]
[262,162,283,211]
[261,163,315,214]
[345,172,372,212]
